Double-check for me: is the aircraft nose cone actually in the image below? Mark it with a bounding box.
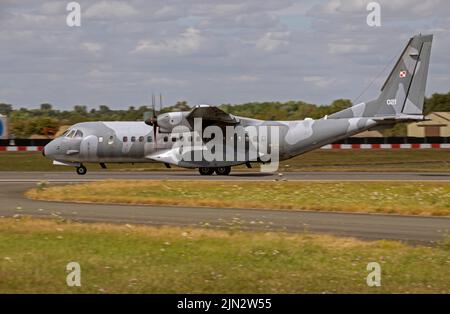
[42,139,59,159]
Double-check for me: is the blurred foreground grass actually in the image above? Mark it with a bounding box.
[27,180,450,216]
[0,218,449,293]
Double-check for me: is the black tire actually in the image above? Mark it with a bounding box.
[198,167,215,176]
[215,166,231,176]
[76,166,87,175]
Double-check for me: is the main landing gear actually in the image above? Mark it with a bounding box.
[76,164,87,175]
[198,166,231,176]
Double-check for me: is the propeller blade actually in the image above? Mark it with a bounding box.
[152,94,156,118]
[152,94,158,150]
[153,123,157,151]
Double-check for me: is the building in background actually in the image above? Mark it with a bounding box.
[0,114,8,139]
[407,112,450,137]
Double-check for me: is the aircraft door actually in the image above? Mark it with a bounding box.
[80,135,98,162]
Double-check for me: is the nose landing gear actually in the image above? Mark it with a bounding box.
[76,165,87,175]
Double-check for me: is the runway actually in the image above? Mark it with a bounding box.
[0,171,449,245]
[0,170,450,182]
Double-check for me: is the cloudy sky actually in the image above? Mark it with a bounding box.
[1,0,449,110]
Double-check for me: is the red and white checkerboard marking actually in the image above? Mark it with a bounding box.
[0,144,449,152]
[399,70,407,78]
[0,146,44,152]
[321,143,450,149]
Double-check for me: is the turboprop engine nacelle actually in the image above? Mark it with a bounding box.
[156,111,191,133]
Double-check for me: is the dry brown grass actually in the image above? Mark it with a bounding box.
[26,180,450,216]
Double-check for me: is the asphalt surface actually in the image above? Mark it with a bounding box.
[0,170,450,182]
[0,171,449,245]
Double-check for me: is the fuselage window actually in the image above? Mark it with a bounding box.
[123,136,128,142]
[131,136,136,142]
[108,136,114,145]
[99,136,104,143]
[139,136,144,142]
[171,137,176,142]
[163,136,168,142]
[147,136,152,143]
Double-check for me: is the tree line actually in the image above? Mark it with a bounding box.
[0,92,449,138]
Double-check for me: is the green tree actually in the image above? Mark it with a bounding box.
[424,92,450,113]
[171,101,190,112]
[40,103,53,111]
[0,103,12,115]
[74,105,87,115]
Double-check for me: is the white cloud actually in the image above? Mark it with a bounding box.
[145,77,188,87]
[328,42,370,54]
[234,75,260,82]
[133,27,203,56]
[40,2,65,15]
[153,5,184,20]
[85,1,138,19]
[303,76,335,88]
[313,0,447,17]
[255,31,290,52]
[81,42,103,55]
[0,0,449,108]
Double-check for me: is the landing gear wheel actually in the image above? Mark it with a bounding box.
[76,165,87,175]
[215,166,231,176]
[198,167,215,176]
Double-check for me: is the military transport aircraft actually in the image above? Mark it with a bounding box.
[43,34,433,175]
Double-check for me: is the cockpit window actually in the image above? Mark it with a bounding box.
[75,130,83,138]
[66,130,76,138]
[62,129,70,136]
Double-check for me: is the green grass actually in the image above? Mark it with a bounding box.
[1,149,449,172]
[27,181,450,216]
[0,218,449,293]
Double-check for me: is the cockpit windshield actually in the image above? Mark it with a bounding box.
[64,129,83,139]
[66,130,76,138]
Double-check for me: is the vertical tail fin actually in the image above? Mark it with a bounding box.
[329,34,433,120]
[376,34,433,117]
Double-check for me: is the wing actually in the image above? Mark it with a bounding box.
[187,105,239,128]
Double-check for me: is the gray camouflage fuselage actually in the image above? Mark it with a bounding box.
[43,34,433,171]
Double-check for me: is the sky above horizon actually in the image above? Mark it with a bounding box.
[1,0,449,110]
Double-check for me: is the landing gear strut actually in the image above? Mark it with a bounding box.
[76,165,87,175]
[215,166,231,176]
